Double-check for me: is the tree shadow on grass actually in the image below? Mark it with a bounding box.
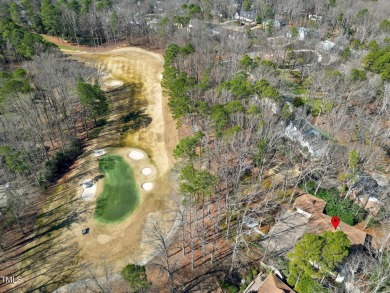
[0,188,91,289]
[6,242,84,293]
[120,109,152,132]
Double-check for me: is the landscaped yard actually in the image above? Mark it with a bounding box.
[95,155,140,222]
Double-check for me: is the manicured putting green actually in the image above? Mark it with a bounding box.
[95,155,140,222]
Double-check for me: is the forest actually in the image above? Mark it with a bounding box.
[0,0,389,292]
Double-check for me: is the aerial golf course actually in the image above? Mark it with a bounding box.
[13,42,179,292]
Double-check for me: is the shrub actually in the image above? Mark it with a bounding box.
[251,268,258,276]
[350,69,367,81]
[218,280,239,293]
[121,264,150,291]
[341,47,351,61]
[293,97,304,107]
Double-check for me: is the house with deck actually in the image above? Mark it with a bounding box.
[293,193,371,249]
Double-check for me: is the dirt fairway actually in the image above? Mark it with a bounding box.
[10,45,179,291]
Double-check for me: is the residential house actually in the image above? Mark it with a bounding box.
[351,172,380,199]
[244,273,295,293]
[285,119,329,157]
[263,19,286,28]
[293,193,371,249]
[320,40,336,51]
[297,27,308,40]
[146,18,159,30]
[293,193,326,218]
[351,172,384,215]
[235,10,257,23]
[308,14,323,22]
[287,27,309,40]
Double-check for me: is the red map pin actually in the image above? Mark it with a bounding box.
[331,216,340,230]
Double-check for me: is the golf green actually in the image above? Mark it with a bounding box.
[95,155,140,222]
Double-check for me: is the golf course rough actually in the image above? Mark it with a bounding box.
[95,155,140,223]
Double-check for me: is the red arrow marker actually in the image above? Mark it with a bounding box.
[331,216,340,230]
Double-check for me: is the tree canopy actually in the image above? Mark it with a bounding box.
[179,165,217,202]
[287,231,350,290]
[0,17,52,61]
[121,264,151,292]
[173,132,204,159]
[77,78,109,120]
[363,43,390,81]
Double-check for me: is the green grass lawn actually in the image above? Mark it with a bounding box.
[56,44,79,51]
[95,155,140,223]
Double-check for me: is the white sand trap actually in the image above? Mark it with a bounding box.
[80,179,96,201]
[129,149,146,160]
[109,80,124,87]
[141,182,154,191]
[141,168,152,176]
[92,149,106,157]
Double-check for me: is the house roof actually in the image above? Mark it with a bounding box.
[288,120,325,141]
[285,119,329,157]
[351,172,380,197]
[236,10,257,21]
[364,197,381,215]
[257,274,295,293]
[294,194,368,246]
[307,213,367,246]
[293,193,327,215]
[320,40,335,51]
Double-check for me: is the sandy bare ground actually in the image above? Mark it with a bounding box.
[10,46,179,291]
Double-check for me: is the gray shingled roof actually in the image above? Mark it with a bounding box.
[285,119,329,156]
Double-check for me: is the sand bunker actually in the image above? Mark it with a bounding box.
[109,80,124,87]
[80,179,97,201]
[129,149,146,160]
[141,182,154,191]
[141,168,152,176]
[92,149,106,157]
